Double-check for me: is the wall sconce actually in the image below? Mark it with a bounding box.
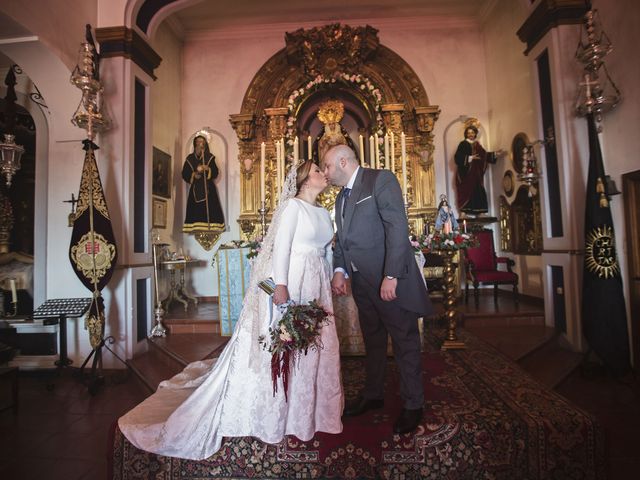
[0,67,24,187]
[516,131,554,197]
[517,144,540,197]
[574,9,621,126]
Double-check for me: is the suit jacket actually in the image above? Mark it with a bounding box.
[333,168,432,316]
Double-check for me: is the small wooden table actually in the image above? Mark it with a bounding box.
[160,259,201,312]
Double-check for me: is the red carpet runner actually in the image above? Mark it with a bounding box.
[111,329,604,479]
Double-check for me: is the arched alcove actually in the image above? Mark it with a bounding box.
[229,24,441,238]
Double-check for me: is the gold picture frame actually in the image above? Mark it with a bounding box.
[152,147,172,199]
[152,197,167,228]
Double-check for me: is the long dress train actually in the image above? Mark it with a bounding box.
[118,199,343,460]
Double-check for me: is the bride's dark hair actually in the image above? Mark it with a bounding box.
[295,160,314,193]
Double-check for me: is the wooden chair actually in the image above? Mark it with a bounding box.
[464,229,518,305]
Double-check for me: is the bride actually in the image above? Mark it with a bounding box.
[119,160,343,460]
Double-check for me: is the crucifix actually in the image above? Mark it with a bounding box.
[63,193,79,227]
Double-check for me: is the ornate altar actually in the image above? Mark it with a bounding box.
[229,23,441,237]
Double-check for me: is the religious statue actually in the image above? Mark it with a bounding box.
[182,133,225,236]
[315,99,356,162]
[435,194,459,234]
[454,123,503,216]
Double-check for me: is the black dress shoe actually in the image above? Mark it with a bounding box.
[393,408,423,434]
[343,396,384,417]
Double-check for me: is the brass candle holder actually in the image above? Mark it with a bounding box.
[258,201,269,238]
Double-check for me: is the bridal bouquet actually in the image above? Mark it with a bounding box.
[258,300,331,401]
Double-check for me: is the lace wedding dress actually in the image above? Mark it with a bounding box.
[119,198,343,460]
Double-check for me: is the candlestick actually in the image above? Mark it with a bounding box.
[258,201,269,237]
[369,135,375,167]
[390,131,396,172]
[384,133,390,169]
[293,136,299,164]
[275,140,281,199]
[307,135,312,160]
[260,142,266,203]
[9,278,17,303]
[359,134,365,167]
[401,132,407,196]
[280,137,285,190]
[463,219,467,233]
[374,133,380,169]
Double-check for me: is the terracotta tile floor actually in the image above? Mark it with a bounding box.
[0,370,147,480]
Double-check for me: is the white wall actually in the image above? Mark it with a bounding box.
[0,0,98,70]
[179,18,491,296]
[151,22,183,247]
[481,0,544,297]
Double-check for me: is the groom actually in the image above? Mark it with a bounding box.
[322,144,433,434]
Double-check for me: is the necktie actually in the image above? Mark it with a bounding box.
[341,188,351,218]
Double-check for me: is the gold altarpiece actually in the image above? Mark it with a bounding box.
[229,24,441,238]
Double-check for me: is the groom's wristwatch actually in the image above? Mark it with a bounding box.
[385,275,395,280]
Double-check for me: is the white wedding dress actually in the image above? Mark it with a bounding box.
[118,198,343,460]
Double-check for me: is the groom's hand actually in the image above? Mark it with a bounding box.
[380,277,398,301]
[331,272,348,296]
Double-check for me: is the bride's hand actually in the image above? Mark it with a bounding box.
[273,285,289,305]
[331,272,348,296]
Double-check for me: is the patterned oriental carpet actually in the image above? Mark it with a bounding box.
[110,330,604,479]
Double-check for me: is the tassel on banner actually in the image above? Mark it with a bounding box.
[596,177,609,208]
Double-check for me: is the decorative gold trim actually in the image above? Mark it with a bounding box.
[585,225,620,279]
[194,231,222,251]
[70,232,117,284]
[75,148,111,221]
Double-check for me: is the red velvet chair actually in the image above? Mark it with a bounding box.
[464,229,518,305]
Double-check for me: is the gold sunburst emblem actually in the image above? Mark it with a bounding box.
[585,225,619,279]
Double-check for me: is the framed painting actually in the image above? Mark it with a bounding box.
[152,147,171,199]
[152,197,167,228]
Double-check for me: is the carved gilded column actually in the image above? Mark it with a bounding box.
[381,103,404,137]
[264,107,288,140]
[229,113,256,176]
[230,113,258,238]
[264,107,289,208]
[413,105,440,218]
[414,106,440,170]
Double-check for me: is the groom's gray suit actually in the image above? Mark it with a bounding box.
[334,167,433,409]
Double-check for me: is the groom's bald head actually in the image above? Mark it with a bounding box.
[322,144,359,187]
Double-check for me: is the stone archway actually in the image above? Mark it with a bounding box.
[229,24,440,238]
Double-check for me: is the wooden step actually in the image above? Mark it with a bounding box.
[519,336,583,389]
[465,325,556,361]
[461,313,546,328]
[165,319,220,334]
[164,300,220,334]
[127,334,230,393]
